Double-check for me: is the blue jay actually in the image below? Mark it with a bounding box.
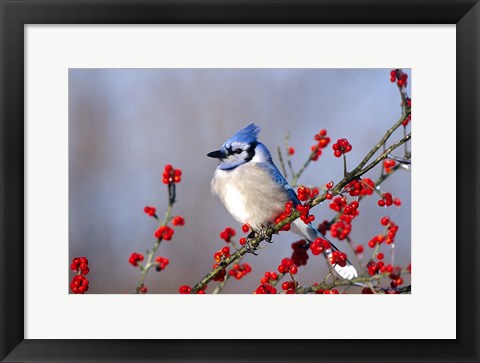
[207,124,358,280]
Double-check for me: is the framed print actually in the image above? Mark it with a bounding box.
[1,1,479,362]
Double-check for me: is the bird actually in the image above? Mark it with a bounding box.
[207,123,358,280]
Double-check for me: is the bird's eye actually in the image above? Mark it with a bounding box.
[235,149,243,154]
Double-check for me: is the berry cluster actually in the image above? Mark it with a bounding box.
[329,196,359,226]
[282,281,297,294]
[155,256,169,271]
[329,195,360,240]
[162,164,182,184]
[260,271,279,284]
[310,237,331,255]
[311,129,331,161]
[172,215,185,226]
[332,138,352,158]
[297,186,319,201]
[291,240,309,266]
[144,206,157,217]
[70,257,90,294]
[330,196,347,212]
[368,216,399,247]
[390,69,408,87]
[228,263,252,280]
[220,227,236,242]
[155,225,174,240]
[129,252,144,266]
[330,250,348,267]
[382,217,399,245]
[378,192,393,207]
[70,256,90,275]
[383,159,396,173]
[274,201,294,231]
[213,246,231,262]
[343,201,359,216]
[344,178,375,197]
[254,283,277,294]
[368,234,385,248]
[296,203,315,224]
[330,220,352,240]
[278,257,298,275]
[70,275,89,294]
[367,260,384,275]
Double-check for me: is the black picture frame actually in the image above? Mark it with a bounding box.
[1,1,478,362]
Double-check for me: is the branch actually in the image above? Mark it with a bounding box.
[135,185,175,293]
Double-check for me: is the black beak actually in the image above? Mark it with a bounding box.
[207,149,226,159]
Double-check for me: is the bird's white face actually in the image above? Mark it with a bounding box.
[207,141,257,170]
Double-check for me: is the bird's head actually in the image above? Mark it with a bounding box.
[207,123,262,170]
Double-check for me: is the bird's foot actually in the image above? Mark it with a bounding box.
[244,238,258,255]
[247,229,273,244]
[258,225,274,243]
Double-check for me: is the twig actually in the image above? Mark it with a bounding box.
[135,186,175,293]
[277,146,288,179]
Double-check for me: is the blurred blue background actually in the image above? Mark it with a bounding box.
[69,69,411,293]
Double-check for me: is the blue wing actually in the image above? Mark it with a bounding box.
[257,161,301,206]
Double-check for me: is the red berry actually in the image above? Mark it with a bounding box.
[179,285,191,294]
[144,206,156,217]
[172,216,185,226]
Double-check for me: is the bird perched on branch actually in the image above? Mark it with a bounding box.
[207,123,357,280]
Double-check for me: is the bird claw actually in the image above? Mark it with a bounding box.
[258,225,273,243]
[243,225,274,254]
[244,238,258,255]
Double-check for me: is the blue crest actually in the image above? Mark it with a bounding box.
[225,123,260,146]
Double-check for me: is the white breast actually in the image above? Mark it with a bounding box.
[211,163,289,230]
